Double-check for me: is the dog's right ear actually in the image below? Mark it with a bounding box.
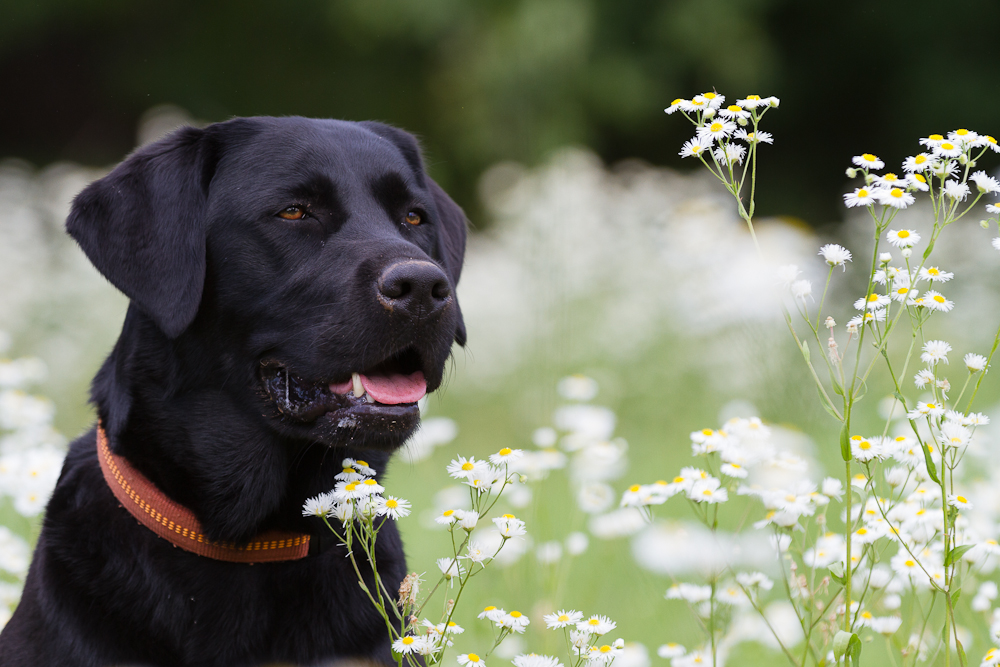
[67,126,216,339]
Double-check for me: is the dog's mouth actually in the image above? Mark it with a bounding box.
[259,347,427,432]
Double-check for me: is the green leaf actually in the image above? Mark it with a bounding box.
[828,562,846,586]
[893,391,906,405]
[821,399,841,420]
[832,380,844,396]
[957,638,967,667]
[840,422,851,461]
[923,239,936,260]
[952,588,962,605]
[800,339,810,362]
[833,631,862,666]
[920,441,940,484]
[945,544,974,567]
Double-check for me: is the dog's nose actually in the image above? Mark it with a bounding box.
[377,260,452,317]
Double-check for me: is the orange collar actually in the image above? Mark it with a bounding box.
[96,425,311,563]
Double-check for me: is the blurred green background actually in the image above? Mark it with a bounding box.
[4,0,1000,663]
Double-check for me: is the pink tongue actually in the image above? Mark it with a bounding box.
[329,379,353,394]
[360,371,426,405]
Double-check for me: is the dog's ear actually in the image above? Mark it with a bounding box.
[67,126,215,339]
[360,121,468,345]
[427,178,468,346]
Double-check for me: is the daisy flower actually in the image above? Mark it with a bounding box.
[907,173,929,191]
[967,412,991,425]
[720,462,748,478]
[876,188,915,209]
[965,353,988,372]
[392,635,427,655]
[447,456,488,480]
[907,401,946,419]
[334,465,366,482]
[734,128,773,144]
[679,97,709,113]
[903,154,933,172]
[986,135,1000,153]
[489,448,523,466]
[852,153,885,170]
[854,293,891,310]
[435,509,459,526]
[458,653,486,667]
[918,266,953,282]
[719,104,750,120]
[971,171,1000,194]
[456,509,479,531]
[437,557,464,579]
[493,514,527,539]
[588,641,625,664]
[914,369,935,387]
[949,128,979,145]
[819,244,852,269]
[947,494,973,510]
[922,290,954,312]
[942,180,970,201]
[333,480,369,501]
[993,237,1000,251]
[851,436,882,462]
[500,610,530,633]
[736,94,766,109]
[919,133,946,148]
[921,340,952,364]
[697,120,736,143]
[713,144,746,166]
[735,572,774,590]
[544,609,583,629]
[890,286,916,303]
[376,495,411,519]
[302,492,335,517]
[664,99,685,115]
[988,204,1000,215]
[359,478,384,494]
[679,139,709,158]
[873,172,906,188]
[886,229,920,247]
[939,423,970,449]
[700,91,725,108]
[933,141,963,158]
[657,644,686,659]
[577,614,616,635]
[477,606,506,622]
[844,186,876,207]
[689,477,728,503]
[791,279,812,300]
[931,160,959,179]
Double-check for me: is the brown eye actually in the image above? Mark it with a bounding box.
[404,211,422,225]
[278,206,305,220]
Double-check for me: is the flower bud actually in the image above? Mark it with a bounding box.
[737,117,748,127]
[959,154,968,165]
[879,252,892,264]
[969,160,977,168]
[704,109,716,119]
[901,248,912,258]
[846,167,858,178]
[981,220,991,229]
[864,174,874,185]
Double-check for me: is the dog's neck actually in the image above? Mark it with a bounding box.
[92,305,392,545]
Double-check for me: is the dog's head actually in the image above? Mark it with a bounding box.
[68,117,466,453]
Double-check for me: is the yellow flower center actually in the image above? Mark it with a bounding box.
[957,495,967,503]
[448,622,458,627]
[890,189,904,198]
[746,95,761,101]
[897,229,910,237]
[896,288,908,295]
[785,494,796,502]
[468,654,481,663]
[443,510,454,517]
[673,476,685,483]
[868,294,880,302]
[859,441,871,450]
[905,559,916,567]
[558,614,569,622]
[988,136,997,144]
[402,637,415,645]
[857,528,868,535]
[895,436,907,442]
[862,153,878,162]
[704,92,717,99]
[702,428,714,436]
[691,99,705,106]
[710,122,723,132]
[462,462,475,470]
[915,155,927,164]
[929,134,944,140]
[858,188,869,197]
[884,173,898,181]
[933,295,945,303]
[357,460,369,467]
[498,448,512,456]
[727,105,742,112]
[927,403,937,409]
[862,611,872,619]
[363,479,378,486]
[345,482,358,491]
[629,484,641,492]
[702,489,712,496]
[730,463,742,468]
[510,611,522,618]
[484,606,496,611]
[600,646,612,654]
[342,467,354,473]
[956,129,969,136]
[589,619,600,625]
[941,142,955,150]
[671,98,682,106]
[386,499,398,508]
[502,514,516,519]
[928,267,940,275]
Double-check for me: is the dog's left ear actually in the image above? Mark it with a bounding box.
[67,126,215,339]
[361,121,468,346]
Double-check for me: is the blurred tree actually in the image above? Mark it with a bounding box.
[0,0,998,226]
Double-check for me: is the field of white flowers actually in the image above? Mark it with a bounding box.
[3,103,1000,666]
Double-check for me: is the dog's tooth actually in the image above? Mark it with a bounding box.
[364,392,373,404]
[352,372,364,398]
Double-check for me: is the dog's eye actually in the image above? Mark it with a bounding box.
[278,206,305,220]
[404,211,422,225]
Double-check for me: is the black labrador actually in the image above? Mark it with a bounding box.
[0,117,467,666]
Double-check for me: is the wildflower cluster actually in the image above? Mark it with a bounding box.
[303,447,528,667]
[668,93,1000,666]
[0,332,65,625]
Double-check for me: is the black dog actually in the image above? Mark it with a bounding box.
[0,117,467,666]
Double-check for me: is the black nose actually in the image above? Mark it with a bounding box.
[377,260,452,318]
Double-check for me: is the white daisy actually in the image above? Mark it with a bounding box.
[719,104,750,120]
[544,609,583,629]
[819,244,852,269]
[903,154,933,172]
[499,610,530,633]
[844,186,876,207]
[965,353,988,372]
[930,159,959,178]
[886,228,920,247]
[851,435,882,462]
[947,494,973,510]
[921,290,954,312]
[697,120,736,143]
[477,606,506,622]
[876,188,915,209]
[921,340,952,364]
[458,653,486,667]
[949,128,979,146]
[733,128,773,144]
[890,286,917,303]
[392,635,428,655]
[700,91,725,108]
[493,514,527,539]
[914,369,935,387]
[657,644,686,659]
[679,138,709,158]
[664,98,685,115]
[854,293,891,310]
[852,153,885,170]
[713,143,746,166]
[736,94,766,109]
[918,266,953,282]
[942,180,971,201]
[933,141,963,158]
[919,133,946,148]
[988,204,1000,215]
[907,173,929,191]
[986,135,1000,153]
[971,171,1000,194]
[791,279,812,300]
[302,492,336,517]
[489,448,523,466]
[376,495,411,519]
[576,614,616,635]
[447,456,488,480]
[873,172,906,188]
